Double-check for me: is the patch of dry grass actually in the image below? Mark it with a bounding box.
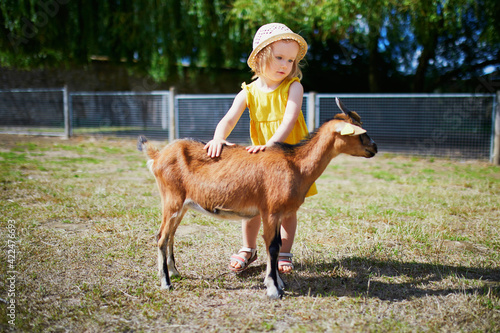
[1,134,499,332]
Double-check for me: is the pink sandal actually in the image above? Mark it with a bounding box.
[278,253,294,273]
[229,247,258,272]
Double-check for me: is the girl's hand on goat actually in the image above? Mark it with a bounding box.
[246,145,268,154]
[204,139,235,158]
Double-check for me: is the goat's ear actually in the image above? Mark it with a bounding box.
[336,122,367,136]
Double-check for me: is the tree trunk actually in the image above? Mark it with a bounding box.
[367,24,381,93]
[412,42,437,92]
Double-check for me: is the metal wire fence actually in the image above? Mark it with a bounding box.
[176,94,309,143]
[176,94,243,142]
[70,91,171,139]
[317,94,496,160]
[0,88,67,136]
[0,88,497,161]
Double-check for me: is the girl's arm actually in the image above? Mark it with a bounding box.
[246,81,303,153]
[204,90,247,158]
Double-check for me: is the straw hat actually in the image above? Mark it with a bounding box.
[247,23,308,71]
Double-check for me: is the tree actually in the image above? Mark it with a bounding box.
[229,0,500,92]
[399,0,500,92]
[0,0,242,80]
[1,0,498,92]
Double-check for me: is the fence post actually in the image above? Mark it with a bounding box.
[307,91,316,132]
[63,85,71,139]
[493,91,500,165]
[168,86,176,142]
[161,93,168,130]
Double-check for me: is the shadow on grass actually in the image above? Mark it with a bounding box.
[289,257,500,300]
[225,257,500,300]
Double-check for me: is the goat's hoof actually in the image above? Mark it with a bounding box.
[278,276,286,290]
[267,291,284,300]
[266,288,284,300]
[160,282,173,291]
[169,269,180,277]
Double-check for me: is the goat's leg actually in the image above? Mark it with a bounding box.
[262,214,284,299]
[166,208,187,278]
[157,204,186,290]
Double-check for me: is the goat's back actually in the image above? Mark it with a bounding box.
[148,139,306,213]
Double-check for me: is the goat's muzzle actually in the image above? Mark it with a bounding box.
[365,145,377,157]
[363,135,378,158]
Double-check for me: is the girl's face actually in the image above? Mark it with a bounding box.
[263,40,299,83]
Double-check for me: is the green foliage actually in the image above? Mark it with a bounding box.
[0,0,498,91]
[0,0,245,79]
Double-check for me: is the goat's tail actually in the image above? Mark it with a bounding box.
[137,135,159,160]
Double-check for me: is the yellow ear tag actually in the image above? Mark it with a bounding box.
[341,123,355,135]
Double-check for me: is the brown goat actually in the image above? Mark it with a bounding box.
[138,98,377,299]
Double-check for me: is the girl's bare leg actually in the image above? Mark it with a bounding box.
[279,213,297,273]
[230,215,261,270]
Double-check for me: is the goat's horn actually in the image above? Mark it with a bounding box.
[336,97,363,124]
[335,97,351,114]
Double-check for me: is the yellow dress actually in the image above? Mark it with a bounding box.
[242,77,318,197]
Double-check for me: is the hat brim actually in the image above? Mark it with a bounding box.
[247,33,308,71]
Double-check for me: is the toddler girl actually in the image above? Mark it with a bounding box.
[204,23,317,273]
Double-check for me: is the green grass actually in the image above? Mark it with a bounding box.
[0,134,499,332]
